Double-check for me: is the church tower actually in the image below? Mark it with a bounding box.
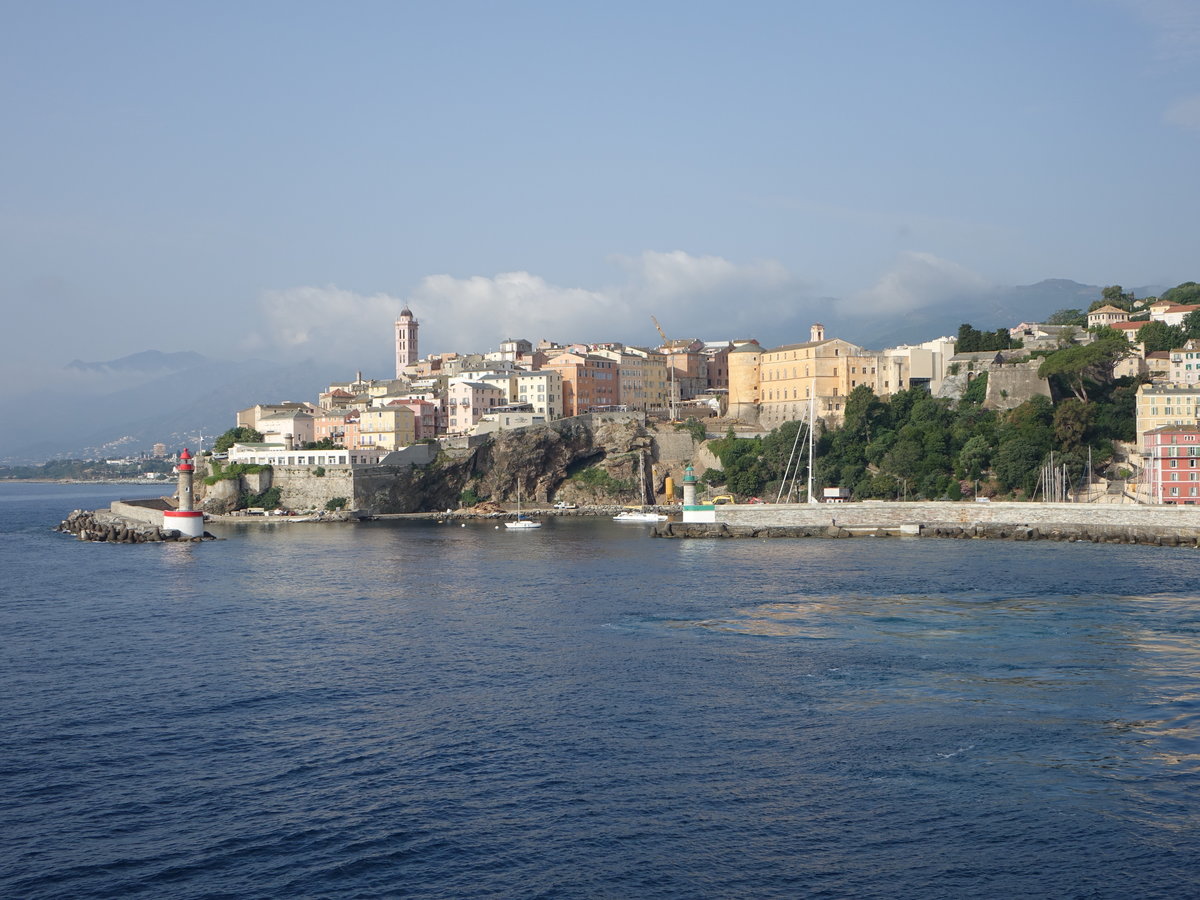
[395,307,419,377]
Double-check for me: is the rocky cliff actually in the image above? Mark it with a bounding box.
[197,413,704,516]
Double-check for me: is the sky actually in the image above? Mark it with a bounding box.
[2,0,1198,390]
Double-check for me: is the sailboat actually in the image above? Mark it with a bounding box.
[505,483,542,529]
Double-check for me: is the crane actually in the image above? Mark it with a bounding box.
[650,315,678,422]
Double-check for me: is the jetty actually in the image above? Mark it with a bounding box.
[654,500,1200,547]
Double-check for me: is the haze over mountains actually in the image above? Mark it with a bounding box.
[0,279,1160,465]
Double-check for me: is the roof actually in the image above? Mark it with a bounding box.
[1088,305,1128,315]
[1144,424,1200,434]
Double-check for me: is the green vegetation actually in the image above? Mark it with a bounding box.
[313,466,326,477]
[213,426,264,453]
[1046,308,1087,327]
[712,373,1137,502]
[240,486,281,510]
[204,460,270,485]
[459,487,482,507]
[956,323,1019,353]
[304,438,342,450]
[325,497,348,511]
[571,465,635,495]
[674,417,707,442]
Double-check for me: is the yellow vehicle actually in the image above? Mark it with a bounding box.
[712,494,735,505]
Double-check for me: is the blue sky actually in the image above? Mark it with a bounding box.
[2,0,1198,388]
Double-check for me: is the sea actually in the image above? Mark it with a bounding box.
[2,482,1199,899]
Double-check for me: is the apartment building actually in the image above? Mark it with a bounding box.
[542,352,620,416]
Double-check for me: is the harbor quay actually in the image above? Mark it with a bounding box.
[656,500,1200,547]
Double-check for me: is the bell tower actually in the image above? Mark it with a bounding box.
[395,307,419,377]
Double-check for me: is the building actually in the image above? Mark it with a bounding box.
[357,406,416,451]
[471,405,547,435]
[1143,425,1200,504]
[227,441,415,467]
[385,398,439,440]
[1136,383,1200,436]
[395,307,419,377]
[593,347,668,412]
[1087,305,1131,329]
[513,369,564,419]
[255,408,315,447]
[757,324,909,428]
[313,410,355,446]
[1151,303,1200,328]
[543,352,620,416]
[447,379,507,434]
[1168,340,1200,385]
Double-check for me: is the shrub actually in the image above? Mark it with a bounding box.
[204,460,270,485]
[313,466,325,477]
[459,487,481,507]
[675,417,707,442]
[325,497,348,511]
[571,466,635,495]
[240,486,281,510]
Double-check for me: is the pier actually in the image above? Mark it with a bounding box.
[655,500,1200,547]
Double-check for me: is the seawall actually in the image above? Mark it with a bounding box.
[655,501,1200,547]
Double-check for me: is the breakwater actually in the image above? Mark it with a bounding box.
[55,508,215,543]
[655,500,1200,547]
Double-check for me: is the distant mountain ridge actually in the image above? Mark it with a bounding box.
[65,350,209,373]
[835,279,1166,349]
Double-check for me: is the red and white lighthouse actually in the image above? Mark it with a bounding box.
[164,448,205,539]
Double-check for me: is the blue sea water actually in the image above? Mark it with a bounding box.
[2,482,1199,899]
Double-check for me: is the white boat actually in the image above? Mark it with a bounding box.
[613,506,668,523]
[505,485,542,529]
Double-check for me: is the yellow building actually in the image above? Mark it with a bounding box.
[757,324,910,428]
[356,406,416,451]
[1136,383,1200,437]
[596,347,669,412]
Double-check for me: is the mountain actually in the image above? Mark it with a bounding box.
[65,350,209,374]
[837,279,1166,349]
[0,355,331,464]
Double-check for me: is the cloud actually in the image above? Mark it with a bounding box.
[409,270,620,350]
[248,284,407,365]
[1164,94,1200,131]
[851,252,990,314]
[248,251,825,369]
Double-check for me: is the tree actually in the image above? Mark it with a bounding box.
[1037,337,1128,402]
[1181,309,1200,341]
[1089,285,1135,312]
[213,426,264,453]
[1053,399,1093,451]
[956,323,1015,353]
[1161,282,1200,306]
[1047,308,1087,327]
[1136,320,1184,353]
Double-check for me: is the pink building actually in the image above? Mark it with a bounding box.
[1143,425,1200,504]
[447,380,506,434]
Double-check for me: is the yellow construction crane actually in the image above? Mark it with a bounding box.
[651,315,668,345]
[650,315,679,421]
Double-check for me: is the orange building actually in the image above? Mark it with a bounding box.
[543,352,621,416]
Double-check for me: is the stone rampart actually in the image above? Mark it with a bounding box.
[271,466,356,511]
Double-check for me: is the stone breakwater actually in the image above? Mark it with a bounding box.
[653,501,1200,548]
[56,509,215,543]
